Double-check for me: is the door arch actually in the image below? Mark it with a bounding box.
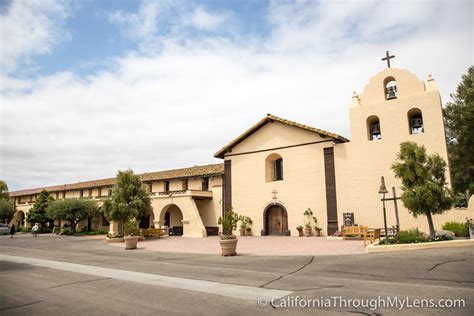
[160,204,184,236]
[16,211,25,226]
[263,204,288,236]
[139,209,154,229]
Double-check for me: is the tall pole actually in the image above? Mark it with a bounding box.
[382,193,388,244]
[392,187,400,233]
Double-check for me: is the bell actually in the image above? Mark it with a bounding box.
[370,123,380,134]
[411,117,423,129]
[387,86,397,99]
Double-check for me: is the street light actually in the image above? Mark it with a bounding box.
[379,176,389,244]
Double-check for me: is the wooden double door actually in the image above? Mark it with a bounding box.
[265,205,288,236]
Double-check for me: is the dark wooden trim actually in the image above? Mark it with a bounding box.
[224,140,334,157]
[224,160,232,212]
[323,147,339,235]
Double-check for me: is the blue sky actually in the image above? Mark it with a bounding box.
[26,0,272,77]
[0,0,472,191]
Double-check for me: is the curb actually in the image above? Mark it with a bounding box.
[366,239,474,253]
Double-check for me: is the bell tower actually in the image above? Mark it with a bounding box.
[335,53,451,233]
[348,53,448,162]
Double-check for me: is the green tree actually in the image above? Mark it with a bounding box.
[26,190,54,227]
[444,66,474,196]
[0,180,14,223]
[0,199,15,223]
[102,170,151,236]
[46,198,98,233]
[392,142,453,238]
[0,180,10,200]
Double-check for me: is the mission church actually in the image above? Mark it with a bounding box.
[9,54,472,237]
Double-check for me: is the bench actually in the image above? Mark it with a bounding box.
[343,226,379,246]
[365,228,381,246]
[142,228,165,238]
[343,225,368,239]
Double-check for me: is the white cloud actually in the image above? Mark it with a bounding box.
[184,6,230,31]
[107,1,165,40]
[0,0,71,74]
[1,0,472,190]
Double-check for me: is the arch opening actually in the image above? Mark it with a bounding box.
[15,211,25,227]
[408,108,424,134]
[139,208,155,229]
[262,203,289,236]
[265,153,284,182]
[160,204,184,236]
[367,116,382,141]
[384,77,398,100]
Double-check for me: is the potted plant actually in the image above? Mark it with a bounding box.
[296,225,304,237]
[304,222,312,237]
[124,218,139,250]
[239,216,253,237]
[303,208,314,237]
[314,226,322,237]
[239,222,246,236]
[218,208,240,256]
[246,226,252,236]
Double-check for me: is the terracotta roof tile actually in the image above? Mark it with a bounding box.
[9,163,224,197]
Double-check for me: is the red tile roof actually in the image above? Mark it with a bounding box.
[9,163,224,197]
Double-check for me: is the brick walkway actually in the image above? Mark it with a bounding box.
[110,236,366,256]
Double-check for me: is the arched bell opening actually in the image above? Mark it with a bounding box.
[383,77,398,100]
[407,108,424,134]
[367,116,382,141]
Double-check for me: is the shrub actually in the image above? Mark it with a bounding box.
[60,227,74,236]
[441,221,469,237]
[17,226,32,233]
[124,218,139,236]
[382,228,428,244]
[39,227,52,234]
[218,208,240,239]
[75,229,109,236]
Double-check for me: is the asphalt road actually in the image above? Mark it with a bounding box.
[0,234,472,315]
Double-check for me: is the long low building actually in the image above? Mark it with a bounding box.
[9,164,224,237]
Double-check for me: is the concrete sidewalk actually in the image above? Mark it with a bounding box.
[109,236,366,256]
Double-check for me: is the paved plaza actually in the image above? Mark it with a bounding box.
[109,235,366,256]
[0,234,472,315]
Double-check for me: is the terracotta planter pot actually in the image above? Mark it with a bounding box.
[298,230,304,237]
[239,229,246,236]
[124,235,139,250]
[304,228,312,237]
[220,238,238,256]
[246,228,252,236]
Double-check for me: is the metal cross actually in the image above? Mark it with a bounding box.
[381,51,395,68]
[271,189,278,200]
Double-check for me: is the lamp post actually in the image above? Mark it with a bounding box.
[379,176,389,244]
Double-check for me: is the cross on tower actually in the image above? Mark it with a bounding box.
[381,51,395,68]
[271,189,278,200]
